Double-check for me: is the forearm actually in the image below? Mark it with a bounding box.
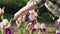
[14,2,38,20]
[21,0,46,16]
[14,0,46,20]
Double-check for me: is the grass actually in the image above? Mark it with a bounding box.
[0,31,2,34]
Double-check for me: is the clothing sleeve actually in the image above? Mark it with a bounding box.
[32,0,46,7]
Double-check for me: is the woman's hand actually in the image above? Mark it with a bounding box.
[14,1,38,20]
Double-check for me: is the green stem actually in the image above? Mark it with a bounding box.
[1,14,4,20]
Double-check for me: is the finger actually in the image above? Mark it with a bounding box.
[14,13,20,20]
[14,13,17,20]
[14,16,17,20]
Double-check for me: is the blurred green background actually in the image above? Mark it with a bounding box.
[0,0,55,23]
[0,0,28,14]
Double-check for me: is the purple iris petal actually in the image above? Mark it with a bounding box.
[5,28,11,34]
[40,28,46,32]
[56,22,60,25]
[30,20,36,25]
[57,32,60,34]
[32,28,36,32]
